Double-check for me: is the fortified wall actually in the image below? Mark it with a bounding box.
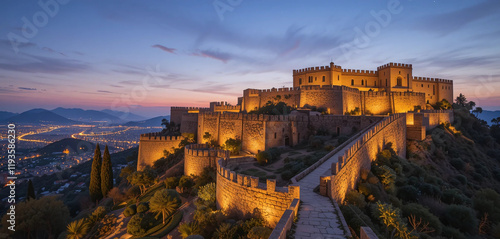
[137,133,184,171]
[198,112,382,154]
[406,110,454,140]
[184,144,230,176]
[216,158,300,227]
[327,114,407,203]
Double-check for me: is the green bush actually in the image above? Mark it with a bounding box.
[397,185,419,202]
[247,226,272,239]
[280,171,294,181]
[442,204,478,234]
[124,204,137,217]
[441,226,467,239]
[198,182,216,204]
[127,212,156,236]
[339,204,379,237]
[419,183,442,199]
[137,202,149,213]
[401,203,442,235]
[164,177,180,189]
[178,175,195,189]
[256,151,272,165]
[455,175,467,185]
[450,158,465,170]
[213,223,238,239]
[472,189,500,223]
[442,189,469,205]
[126,185,141,198]
[344,191,366,208]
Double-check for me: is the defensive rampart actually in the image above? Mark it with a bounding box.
[328,114,407,203]
[216,158,300,227]
[137,133,184,171]
[184,144,230,176]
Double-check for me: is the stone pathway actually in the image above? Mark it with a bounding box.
[294,133,366,239]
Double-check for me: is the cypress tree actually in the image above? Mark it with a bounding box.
[101,145,113,197]
[89,144,103,203]
[27,179,36,201]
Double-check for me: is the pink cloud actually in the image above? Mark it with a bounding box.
[152,44,176,54]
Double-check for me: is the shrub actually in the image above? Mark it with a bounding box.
[442,205,478,234]
[337,135,349,145]
[309,136,323,149]
[126,213,156,236]
[223,138,242,155]
[164,177,180,189]
[126,185,141,199]
[213,223,238,239]
[344,190,366,208]
[441,189,469,205]
[358,183,383,201]
[280,171,294,181]
[455,175,467,185]
[450,158,465,170]
[198,182,216,204]
[472,189,500,223]
[256,151,272,165]
[401,203,442,235]
[178,222,201,238]
[185,235,204,239]
[137,202,149,213]
[247,226,272,239]
[419,183,442,199]
[441,226,467,239]
[179,175,195,189]
[124,204,137,217]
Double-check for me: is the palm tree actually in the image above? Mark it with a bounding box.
[66,219,89,239]
[178,222,201,238]
[149,189,180,224]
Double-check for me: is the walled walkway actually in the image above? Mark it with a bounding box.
[294,134,365,239]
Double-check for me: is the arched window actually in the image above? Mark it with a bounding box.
[397,77,402,86]
[322,76,325,82]
[433,85,435,95]
[338,75,340,81]
[299,78,302,84]
[374,81,377,86]
[351,79,354,85]
[361,80,364,85]
[421,84,423,87]
[386,79,388,86]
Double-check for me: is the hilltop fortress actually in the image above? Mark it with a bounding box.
[137,62,454,236]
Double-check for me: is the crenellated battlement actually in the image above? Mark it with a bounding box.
[331,114,405,176]
[185,144,230,160]
[413,76,452,84]
[293,65,332,75]
[217,158,299,197]
[214,105,241,111]
[171,106,210,111]
[341,68,378,76]
[139,132,184,141]
[300,85,360,93]
[377,62,412,70]
[391,92,425,97]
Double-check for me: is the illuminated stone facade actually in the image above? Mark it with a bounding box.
[184,144,230,176]
[137,133,183,171]
[216,158,300,227]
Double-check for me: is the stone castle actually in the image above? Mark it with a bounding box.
[136,62,455,238]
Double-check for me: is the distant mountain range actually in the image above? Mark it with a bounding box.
[1,108,166,126]
[3,108,77,125]
[121,115,169,127]
[477,110,500,125]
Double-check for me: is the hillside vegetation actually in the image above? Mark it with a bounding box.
[341,104,500,239]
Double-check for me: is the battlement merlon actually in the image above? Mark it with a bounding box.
[217,158,299,196]
[377,62,412,71]
[412,76,453,84]
[292,62,342,75]
[139,132,184,141]
[185,144,230,158]
[171,106,211,111]
[341,69,378,76]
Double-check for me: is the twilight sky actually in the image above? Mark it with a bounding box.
[1,0,499,118]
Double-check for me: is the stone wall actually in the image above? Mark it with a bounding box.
[180,113,198,134]
[137,133,184,171]
[184,144,230,176]
[361,91,391,115]
[392,92,426,113]
[329,114,407,203]
[299,85,345,115]
[268,199,300,239]
[216,158,300,227]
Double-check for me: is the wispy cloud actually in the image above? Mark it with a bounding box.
[415,1,500,35]
[152,44,176,54]
[42,47,67,56]
[0,54,89,74]
[191,49,231,63]
[18,87,36,91]
[97,90,113,93]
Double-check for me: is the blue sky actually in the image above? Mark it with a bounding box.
[0,0,499,117]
